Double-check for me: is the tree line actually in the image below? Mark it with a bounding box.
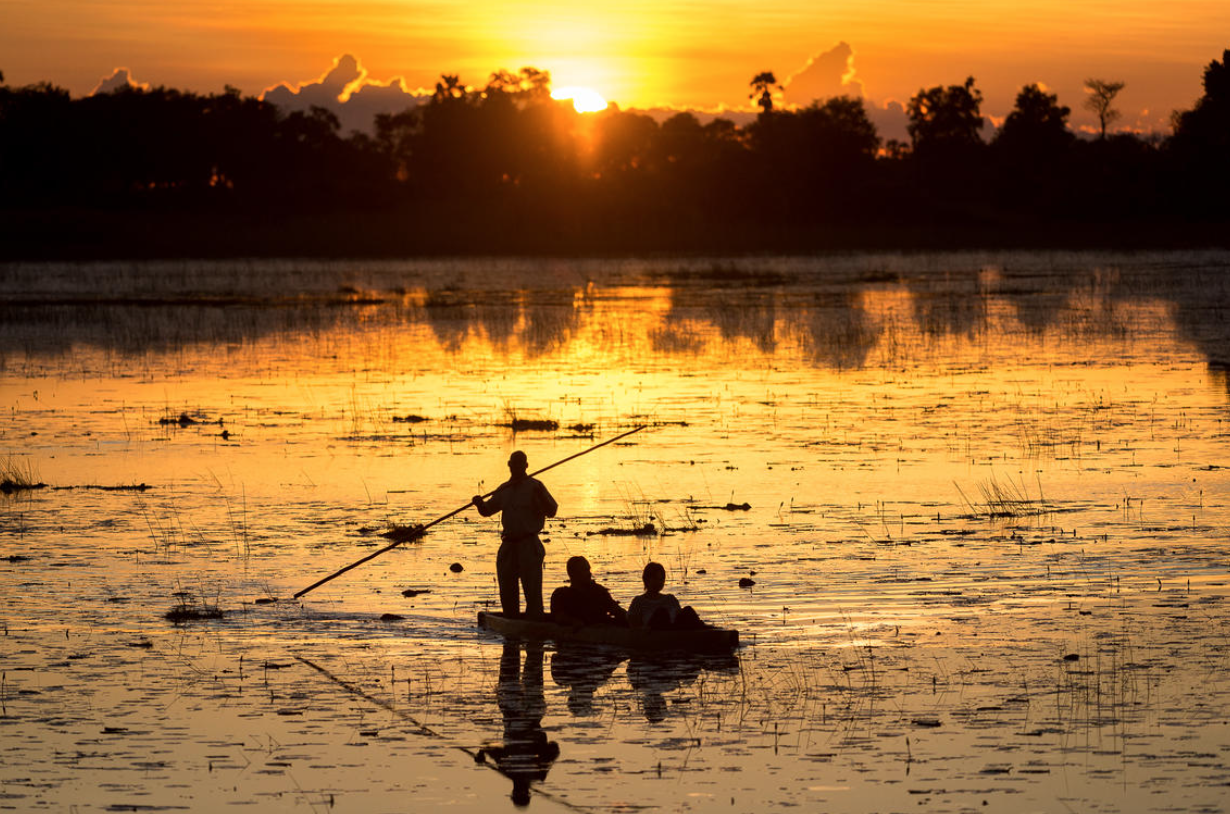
[1,52,1227,257]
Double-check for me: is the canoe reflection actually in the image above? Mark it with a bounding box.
[477,642,560,807]
[548,643,741,723]
[549,643,627,716]
[628,653,740,723]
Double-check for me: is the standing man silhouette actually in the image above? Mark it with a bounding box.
[473,450,558,618]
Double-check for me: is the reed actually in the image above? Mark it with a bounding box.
[0,455,45,494]
[954,472,1049,519]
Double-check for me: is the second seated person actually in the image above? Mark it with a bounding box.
[628,561,703,629]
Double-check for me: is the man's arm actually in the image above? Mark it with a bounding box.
[536,482,558,518]
[472,491,502,517]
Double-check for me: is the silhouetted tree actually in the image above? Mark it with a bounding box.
[905,77,987,204]
[996,84,1072,153]
[906,77,984,153]
[434,74,467,102]
[374,107,420,183]
[1171,50,1230,152]
[1084,78,1125,139]
[2,51,1228,257]
[991,84,1075,213]
[749,72,780,114]
[591,108,658,178]
[0,82,76,202]
[1169,49,1230,216]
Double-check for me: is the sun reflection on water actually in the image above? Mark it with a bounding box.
[2,253,1229,811]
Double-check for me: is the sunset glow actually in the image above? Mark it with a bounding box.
[551,86,608,113]
[3,0,1229,132]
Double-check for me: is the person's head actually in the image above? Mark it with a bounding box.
[642,561,666,594]
[565,555,592,584]
[511,777,532,807]
[508,450,528,476]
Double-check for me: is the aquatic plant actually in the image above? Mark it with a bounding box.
[165,589,226,623]
[954,472,1049,519]
[499,401,559,432]
[0,455,45,494]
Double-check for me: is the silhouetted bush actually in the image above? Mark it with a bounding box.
[2,53,1229,257]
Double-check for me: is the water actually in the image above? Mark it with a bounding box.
[2,252,1229,812]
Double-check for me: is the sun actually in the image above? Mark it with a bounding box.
[551,86,608,114]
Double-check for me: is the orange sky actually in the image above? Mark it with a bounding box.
[3,0,1228,131]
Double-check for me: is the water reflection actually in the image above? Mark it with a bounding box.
[477,642,560,807]
[3,255,1229,389]
[549,644,626,716]
[627,653,740,723]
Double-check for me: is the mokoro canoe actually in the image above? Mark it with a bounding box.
[477,611,739,653]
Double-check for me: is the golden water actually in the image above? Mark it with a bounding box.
[2,253,1228,812]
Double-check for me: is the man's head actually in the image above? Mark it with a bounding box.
[565,555,592,584]
[642,561,666,593]
[508,450,529,477]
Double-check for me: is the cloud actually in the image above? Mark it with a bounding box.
[865,99,910,143]
[261,54,428,135]
[90,68,150,96]
[783,42,864,106]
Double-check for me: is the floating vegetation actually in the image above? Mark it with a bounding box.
[51,483,153,492]
[402,588,431,597]
[505,418,559,432]
[588,522,657,537]
[380,524,426,543]
[391,414,430,423]
[498,402,559,432]
[165,603,225,623]
[159,412,203,426]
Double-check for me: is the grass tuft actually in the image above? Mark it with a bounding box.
[0,455,46,494]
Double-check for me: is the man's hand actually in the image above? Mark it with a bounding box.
[471,495,483,507]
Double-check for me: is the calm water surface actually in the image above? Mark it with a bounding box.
[2,252,1229,812]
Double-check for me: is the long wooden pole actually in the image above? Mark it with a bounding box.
[292,425,648,599]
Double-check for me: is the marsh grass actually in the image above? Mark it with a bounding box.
[955,472,1050,519]
[0,455,45,494]
[222,487,251,561]
[499,401,558,432]
[165,597,225,623]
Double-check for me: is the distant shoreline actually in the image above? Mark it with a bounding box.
[5,207,1228,261]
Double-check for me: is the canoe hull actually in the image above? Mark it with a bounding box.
[477,611,739,653]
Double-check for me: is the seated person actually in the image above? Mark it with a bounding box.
[627,562,703,630]
[550,556,628,627]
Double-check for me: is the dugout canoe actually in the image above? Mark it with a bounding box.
[477,611,739,653]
